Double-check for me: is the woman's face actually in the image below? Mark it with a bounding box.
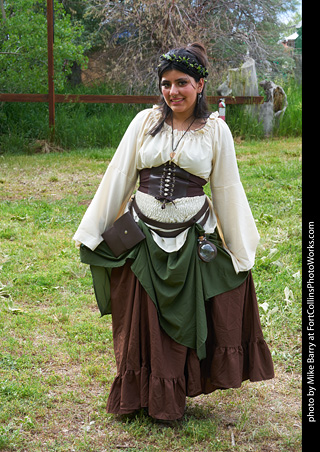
[160,69,204,119]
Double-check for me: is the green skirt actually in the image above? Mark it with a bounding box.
[80,222,248,360]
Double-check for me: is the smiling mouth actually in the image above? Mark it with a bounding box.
[171,98,184,104]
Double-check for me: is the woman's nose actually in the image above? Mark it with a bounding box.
[170,84,179,95]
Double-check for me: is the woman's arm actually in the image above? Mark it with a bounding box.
[210,119,260,273]
[73,109,151,250]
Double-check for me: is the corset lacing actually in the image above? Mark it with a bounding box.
[138,162,206,209]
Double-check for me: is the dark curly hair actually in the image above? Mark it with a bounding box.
[150,42,211,136]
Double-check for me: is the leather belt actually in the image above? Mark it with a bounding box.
[131,196,210,238]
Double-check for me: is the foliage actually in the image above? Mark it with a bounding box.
[0,1,301,94]
[0,0,89,93]
[274,77,302,136]
[83,0,300,93]
[58,0,104,52]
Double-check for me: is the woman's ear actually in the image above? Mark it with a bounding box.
[198,78,205,93]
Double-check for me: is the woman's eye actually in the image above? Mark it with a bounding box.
[161,81,187,89]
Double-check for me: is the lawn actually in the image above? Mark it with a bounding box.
[0,137,302,451]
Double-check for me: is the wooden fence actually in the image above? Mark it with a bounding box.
[0,93,264,105]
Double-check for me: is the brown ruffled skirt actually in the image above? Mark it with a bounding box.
[106,261,274,421]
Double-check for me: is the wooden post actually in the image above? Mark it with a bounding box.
[47,0,55,134]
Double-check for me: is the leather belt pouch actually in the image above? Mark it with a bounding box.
[102,212,145,257]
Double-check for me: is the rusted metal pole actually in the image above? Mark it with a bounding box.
[47,0,55,133]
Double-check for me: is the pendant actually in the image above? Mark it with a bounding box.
[170,152,175,160]
[197,235,217,263]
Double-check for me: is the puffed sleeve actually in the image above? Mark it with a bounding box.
[73,109,152,250]
[210,118,260,273]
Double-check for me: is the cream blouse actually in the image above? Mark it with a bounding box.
[73,106,259,273]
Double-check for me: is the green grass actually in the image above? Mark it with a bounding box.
[0,137,301,451]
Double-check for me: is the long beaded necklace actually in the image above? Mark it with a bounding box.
[170,115,196,160]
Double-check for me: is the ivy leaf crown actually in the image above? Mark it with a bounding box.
[159,53,208,81]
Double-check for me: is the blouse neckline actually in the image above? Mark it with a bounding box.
[152,106,219,136]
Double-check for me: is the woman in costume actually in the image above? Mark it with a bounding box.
[73,42,274,421]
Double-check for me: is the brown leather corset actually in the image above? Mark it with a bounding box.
[138,162,207,206]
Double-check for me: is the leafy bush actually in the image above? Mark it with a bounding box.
[0,0,88,93]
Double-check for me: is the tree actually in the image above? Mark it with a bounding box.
[59,0,104,51]
[0,0,89,93]
[84,0,299,93]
